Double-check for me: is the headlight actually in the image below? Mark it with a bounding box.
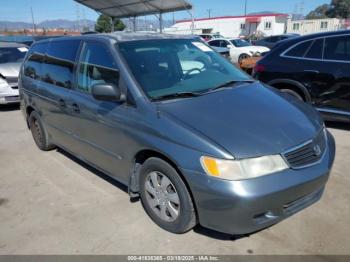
[0,78,9,93]
[200,155,288,181]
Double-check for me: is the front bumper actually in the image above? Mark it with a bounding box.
[0,87,20,104]
[183,132,336,235]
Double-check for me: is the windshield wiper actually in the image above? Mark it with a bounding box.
[153,91,202,101]
[206,80,255,93]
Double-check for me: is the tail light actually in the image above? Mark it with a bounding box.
[253,64,266,74]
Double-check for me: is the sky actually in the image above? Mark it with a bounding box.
[0,0,330,23]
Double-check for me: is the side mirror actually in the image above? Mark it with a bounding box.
[91,83,126,102]
[227,45,233,49]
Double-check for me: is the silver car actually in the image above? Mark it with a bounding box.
[0,42,28,104]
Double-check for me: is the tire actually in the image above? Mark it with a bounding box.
[238,53,250,64]
[280,88,304,101]
[29,111,55,151]
[139,158,197,234]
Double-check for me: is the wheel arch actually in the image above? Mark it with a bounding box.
[25,105,36,128]
[129,149,198,217]
[130,149,187,194]
[268,79,312,102]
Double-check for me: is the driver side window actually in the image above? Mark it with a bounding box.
[77,42,119,93]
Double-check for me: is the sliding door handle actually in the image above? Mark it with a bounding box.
[58,99,66,108]
[71,103,80,113]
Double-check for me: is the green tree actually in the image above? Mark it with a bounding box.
[327,0,350,18]
[95,14,125,33]
[306,4,330,19]
[306,0,350,19]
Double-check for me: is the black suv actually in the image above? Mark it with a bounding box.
[254,30,350,122]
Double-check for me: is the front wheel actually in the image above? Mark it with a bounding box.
[139,158,197,234]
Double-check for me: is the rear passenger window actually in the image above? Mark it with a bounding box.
[77,42,118,93]
[305,38,324,59]
[285,40,313,58]
[324,35,350,61]
[43,40,80,88]
[24,43,46,80]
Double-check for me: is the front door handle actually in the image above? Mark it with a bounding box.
[71,103,80,113]
[58,99,66,108]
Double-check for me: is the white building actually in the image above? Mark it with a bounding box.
[164,13,289,38]
[287,18,345,35]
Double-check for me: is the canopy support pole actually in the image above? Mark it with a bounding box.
[159,12,163,33]
[111,17,115,32]
[132,16,137,31]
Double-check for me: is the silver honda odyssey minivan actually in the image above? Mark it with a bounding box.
[19,33,336,235]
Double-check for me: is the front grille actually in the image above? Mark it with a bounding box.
[283,128,327,169]
[5,77,18,84]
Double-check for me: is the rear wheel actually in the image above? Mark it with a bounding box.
[29,111,55,151]
[139,158,197,234]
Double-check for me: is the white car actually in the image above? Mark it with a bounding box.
[208,38,270,64]
[0,42,28,104]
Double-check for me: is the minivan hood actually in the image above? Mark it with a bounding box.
[159,82,322,159]
[0,62,21,78]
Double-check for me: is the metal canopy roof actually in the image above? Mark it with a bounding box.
[75,0,192,18]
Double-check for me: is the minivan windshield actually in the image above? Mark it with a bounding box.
[118,39,250,100]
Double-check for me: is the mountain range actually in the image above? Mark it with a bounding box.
[0,18,174,32]
[0,19,96,31]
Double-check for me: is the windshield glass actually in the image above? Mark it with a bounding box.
[230,39,251,47]
[0,47,28,64]
[118,39,250,100]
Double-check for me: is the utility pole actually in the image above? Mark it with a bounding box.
[30,7,37,36]
[300,0,305,17]
[76,3,81,33]
[207,9,212,18]
[244,0,248,16]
